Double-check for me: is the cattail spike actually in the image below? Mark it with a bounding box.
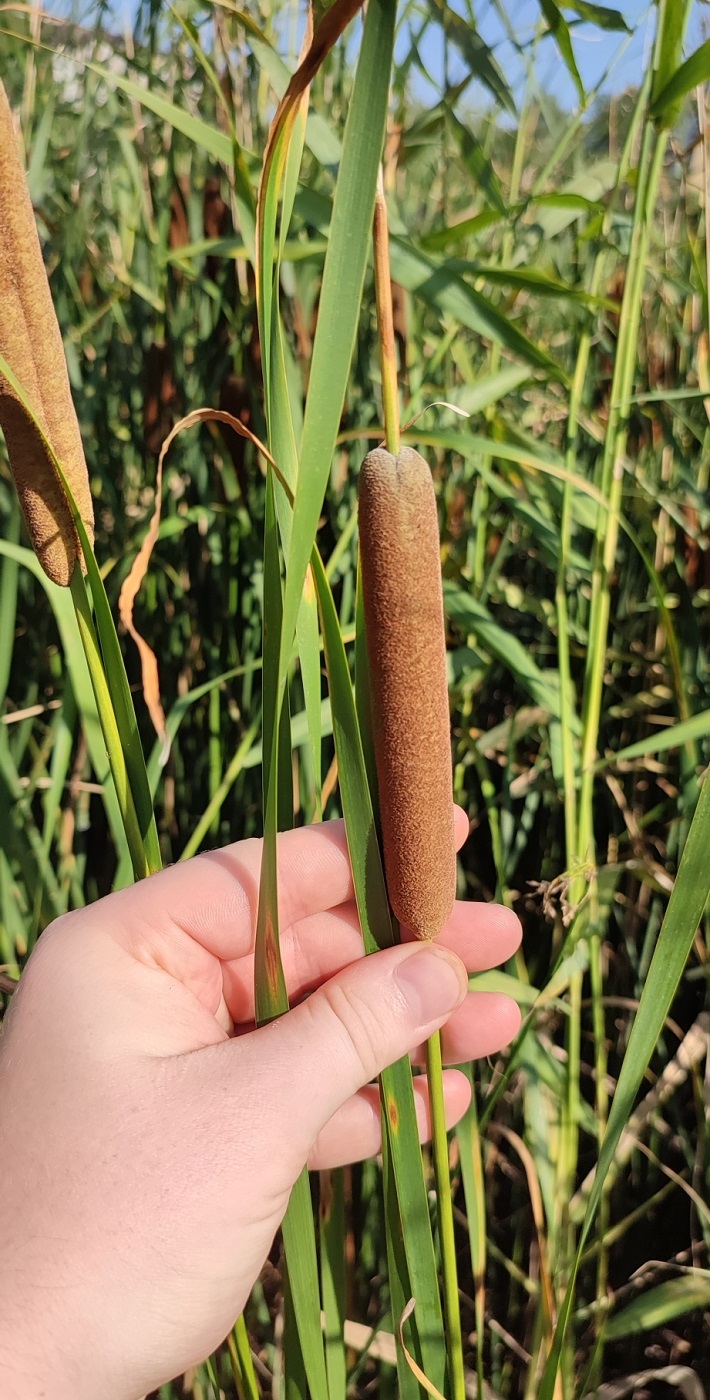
[358,445,456,939]
[0,78,94,587]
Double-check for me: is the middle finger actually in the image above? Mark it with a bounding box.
[222,898,522,1023]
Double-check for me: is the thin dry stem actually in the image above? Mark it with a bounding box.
[373,167,399,455]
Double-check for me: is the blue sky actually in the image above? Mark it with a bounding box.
[44,0,705,113]
[406,0,706,111]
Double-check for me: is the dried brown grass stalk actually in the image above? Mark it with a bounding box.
[0,78,93,586]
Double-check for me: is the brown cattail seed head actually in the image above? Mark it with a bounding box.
[358,445,456,939]
[0,78,94,586]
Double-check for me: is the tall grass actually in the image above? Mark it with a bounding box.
[1,2,710,1397]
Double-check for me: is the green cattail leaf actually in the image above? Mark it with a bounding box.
[70,518,162,877]
[255,472,289,1022]
[253,12,398,1381]
[387,239,568,380]
[651,36,710,128]
[426,0,516,114]
[600,710,710,767]
[255,469,325,1396]
[444,108,508,215]
[283,1252,310,1400]
[380,1127,422,1400]
[538,0,585,103]
[69,569,150,882]
[296,570,323,820]
[319,1169,347,1400]
[606,1275,710,1340]
[456,1073,487,1396]
[311,549,391,957]
[650,0,693,116]
[278,0,396,685]
[281,1168,329,1400]
[561,2,629,30]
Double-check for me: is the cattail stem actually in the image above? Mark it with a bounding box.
[426,1029,466,1400]
[373,167,399,456]
[369,165,462,1393]
[367,193,464,1382]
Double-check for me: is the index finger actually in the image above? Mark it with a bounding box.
[100,820,353,964]
[101,806,469,965]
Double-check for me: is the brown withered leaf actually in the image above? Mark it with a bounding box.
[119,407,283,759]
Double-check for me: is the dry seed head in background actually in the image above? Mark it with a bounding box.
[358,445,457,940]
[0,77,94,586]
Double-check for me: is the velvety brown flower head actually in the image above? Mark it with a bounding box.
[358,445,456,939]
[0,77,94,586]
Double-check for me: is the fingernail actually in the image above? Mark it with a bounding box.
[395,947,466,1026]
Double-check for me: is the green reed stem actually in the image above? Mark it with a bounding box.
[576,122,667,1369]
[561,11,681,1386]
[555,67,652,1390]
[555,167,608,1395]
[426,1029,466,1400]
[577,118,666,864]
[456,1070,486,1400]
[471,91,531,593]
[560,76,655,1377]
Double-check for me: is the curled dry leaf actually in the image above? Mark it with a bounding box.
[581,1365,706,1400]
[119,408,279,759]
[401,401,471,433]
[0,78,93,586]
[397,1300,447,1400]
[340,1309,502,1400]
[118,450,168,763]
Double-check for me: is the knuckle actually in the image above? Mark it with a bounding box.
[36,910,91,968]
[316,980,383,1086]
[35,910,77,947]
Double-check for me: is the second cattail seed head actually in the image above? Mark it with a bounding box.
[0,77,93,587]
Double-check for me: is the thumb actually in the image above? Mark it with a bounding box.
[238,942,468,1158]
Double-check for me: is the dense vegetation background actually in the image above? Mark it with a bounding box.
[0,1,709,1396]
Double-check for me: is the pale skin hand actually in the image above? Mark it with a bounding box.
[0,808,521,1400]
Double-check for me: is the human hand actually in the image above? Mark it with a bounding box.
[0,810,521,1400]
